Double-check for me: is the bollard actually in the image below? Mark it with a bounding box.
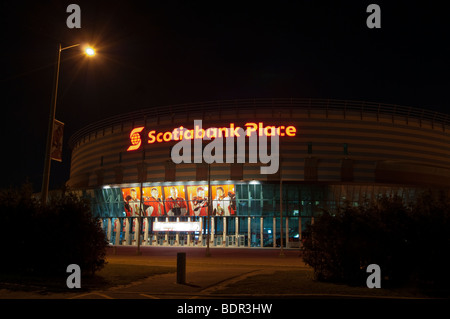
[177,252,186,284]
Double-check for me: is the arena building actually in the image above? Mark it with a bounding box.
[67,98,450,248]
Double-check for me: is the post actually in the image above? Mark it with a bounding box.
[286,215,289,249]
[247,217,251,247]
[260,217,263,248]
[125,218,130,245]
[137,142,145,255]
[273,217,276,248]
[107,218,112,243]
[115,219,120,246]
[206,163,211,256]
[222,216,226,246]
[135,183,143,254]
[41,43,61,204]
[187,217,191,246]
[176,217,180,245]
[177,252,186,284]
[279,179,284,256]
[235,216,239,246]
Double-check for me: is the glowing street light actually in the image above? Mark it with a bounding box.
[41,43,96,203]
[85,47,95,56]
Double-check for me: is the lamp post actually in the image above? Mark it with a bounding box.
[279,178,284,257]
[41,43,95,203]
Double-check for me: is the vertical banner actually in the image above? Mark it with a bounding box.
[50,119,64,162]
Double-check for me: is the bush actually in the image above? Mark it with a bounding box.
[302,192,450,291]
[410,191,450,290]
[0,185,108,277]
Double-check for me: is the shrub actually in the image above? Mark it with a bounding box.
[0,185,108,277]
[410,191,450,290]
[302,192,450,291]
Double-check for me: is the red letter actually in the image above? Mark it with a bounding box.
[184,129,194,140]
[277,126,285,136]
[245,123,257,137]
[163,131,172,142]
[148,130,156,144]
[230,123,241,137]
[219,127,229,138]
[264,126,276,136]
[286,126,296,136]
[172,128,179,141]
[195,125,205,139]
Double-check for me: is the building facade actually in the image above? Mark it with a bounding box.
[67,98,450,248]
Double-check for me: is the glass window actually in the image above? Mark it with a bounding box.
[237,184,248,200]
[237,200,248,216]
[249,184,261,199]
[286,184,299,200]
[249,199,262,216]
[227,216,235,235]
[215,217,223,235]
[262,200,275,216]
[262,184,275,200]
[286,200,300,216]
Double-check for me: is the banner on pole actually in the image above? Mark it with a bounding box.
[50,119,64,162]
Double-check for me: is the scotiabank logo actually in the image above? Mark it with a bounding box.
[127,127,144,151]
[127,121,296,174]
[128,122,295,147]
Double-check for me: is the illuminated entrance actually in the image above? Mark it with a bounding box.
[100,216,302,248]
[91,183,422,249]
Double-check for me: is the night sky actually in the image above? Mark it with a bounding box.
[1,0,449,192]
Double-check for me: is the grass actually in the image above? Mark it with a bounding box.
[0,263,176,294]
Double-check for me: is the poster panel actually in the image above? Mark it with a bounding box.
[163,185,188,216]
[142,186,164,216]
[211,184,236,216]
[121,183,237,219]
[187,184,209,216]
[122,187,141,217]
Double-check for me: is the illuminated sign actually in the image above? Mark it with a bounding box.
[153,221,202,232]
[127,122,296,150]
[127,127,144,151]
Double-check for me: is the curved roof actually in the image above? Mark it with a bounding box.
[69,98,450,148]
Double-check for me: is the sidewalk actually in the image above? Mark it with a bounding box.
[0,246,441,299]
[70,246,305,299]
[0,246,304,299]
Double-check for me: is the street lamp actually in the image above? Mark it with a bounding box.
[85,47,95,56]
[41,43,95,203]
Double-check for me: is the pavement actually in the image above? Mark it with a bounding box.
[1,246,443,318]
[0,246,306,299]
[72,246,306,299]
[1,246,447,302]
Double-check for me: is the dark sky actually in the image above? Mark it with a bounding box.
[1,0,449,191]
